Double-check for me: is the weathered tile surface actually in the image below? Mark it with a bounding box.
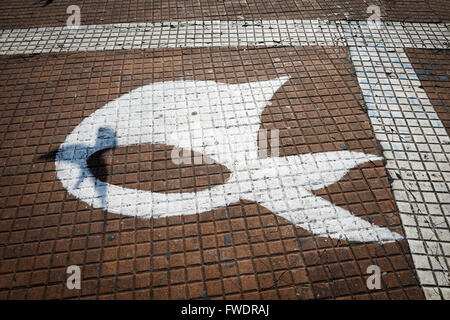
[0,0,449,300]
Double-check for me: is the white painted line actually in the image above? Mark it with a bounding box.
[349,46,450,299]
[0,20,345,55]
[343,21,449,49]
[0,20,448,55]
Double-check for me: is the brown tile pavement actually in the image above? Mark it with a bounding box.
[406,48,450,136]
[0,46,424,299]
[0,0,448,29]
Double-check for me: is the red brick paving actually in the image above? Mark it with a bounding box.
[406,48,450,136]
[0,47,424,299]
[0,0,448,29]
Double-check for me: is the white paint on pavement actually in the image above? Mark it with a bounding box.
[349,46,450,299]
[55,78,402,243]
[0,20,448,55]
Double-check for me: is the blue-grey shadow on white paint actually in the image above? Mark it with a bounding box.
[56,126,117,210]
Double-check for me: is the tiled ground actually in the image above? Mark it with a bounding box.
[0,47,424,299]
[0,0,448,28]
[0,0,449,301]
[407,49,450,135]
[349,45,450,299]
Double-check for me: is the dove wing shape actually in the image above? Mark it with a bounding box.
[226,151,403,243]
[56,77,290,215]
[55,77,403,243]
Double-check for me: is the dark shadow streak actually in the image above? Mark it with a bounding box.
[40,0,55,7]
[38,127,117,210]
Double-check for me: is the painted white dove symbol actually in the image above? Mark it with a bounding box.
[55,77,403,243]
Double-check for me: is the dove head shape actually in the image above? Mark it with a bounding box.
[55,77,403,243]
